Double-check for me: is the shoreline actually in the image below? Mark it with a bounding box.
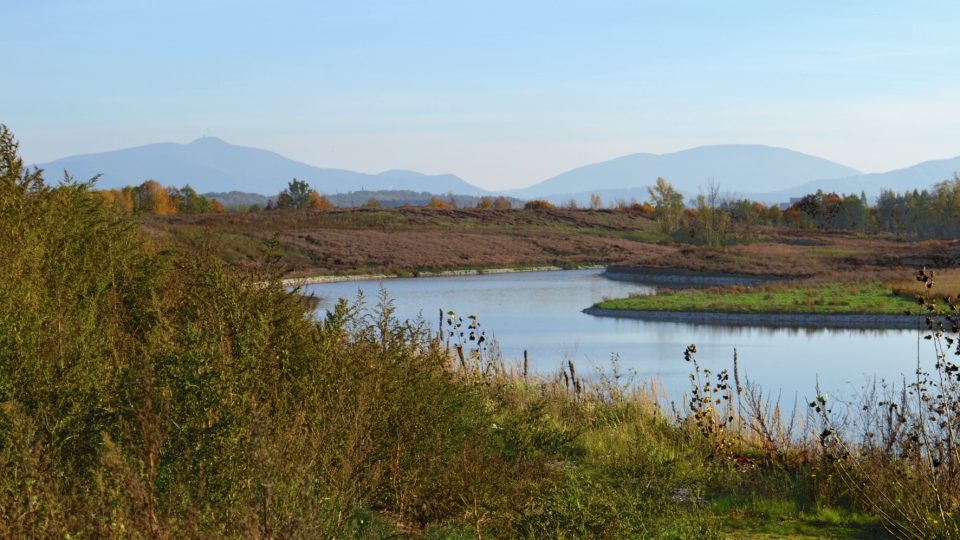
[603,266,787,287]
[281,264,605,286]
[582,307,926,330]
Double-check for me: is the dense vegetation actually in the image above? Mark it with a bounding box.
[635,178,960,245]
[5,124,960,538]
[96,180,225,215]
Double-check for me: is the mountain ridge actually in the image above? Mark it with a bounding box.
[39,138,960,204]
[40,137,489,196]
[511,144,863,199]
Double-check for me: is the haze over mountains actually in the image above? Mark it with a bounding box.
[522,146,960,205]
[40,137,488,197]
[512,145,861,199]
[38,137,960,205]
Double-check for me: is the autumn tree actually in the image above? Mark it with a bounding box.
[524,199,554,210]
[306,191,334,210]
[647,177,685,235]
[134,180,176,215]
[493,196,512,209]
[426,196,450,209]
[96,188,134,214]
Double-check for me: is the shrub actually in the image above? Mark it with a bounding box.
[524,199,554,210]
[426,196,450,209]
[0,125,506,536]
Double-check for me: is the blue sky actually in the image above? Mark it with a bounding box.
[4,1,959,189]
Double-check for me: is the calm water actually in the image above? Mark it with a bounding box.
[305,269,932,405]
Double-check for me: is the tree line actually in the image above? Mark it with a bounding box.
[93,173,960,241]
[637,175,960,244]
[96,180,225,215]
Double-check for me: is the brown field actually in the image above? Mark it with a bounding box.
[141,207,960,280]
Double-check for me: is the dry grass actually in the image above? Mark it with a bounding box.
[886,267,960,300]
[142,208,959,281]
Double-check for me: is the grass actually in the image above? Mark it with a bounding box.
[596,282,920,315]
[5,126,960,538]
[711,495,885,538]
[885,267,960,301]
[141,207,666,277]
[143,206,958,283]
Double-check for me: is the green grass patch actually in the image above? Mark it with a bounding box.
[708,493,886,538]
[596,282,919,315]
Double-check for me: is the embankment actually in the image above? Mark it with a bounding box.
[582,307,926,330]
[603,266,784,288]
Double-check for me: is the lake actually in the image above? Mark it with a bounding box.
[305,269,933,407]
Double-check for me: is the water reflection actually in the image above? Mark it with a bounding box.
[304,269,934,406]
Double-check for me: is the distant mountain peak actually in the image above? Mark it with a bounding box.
[376,169,424,177]
[188,136,228,146]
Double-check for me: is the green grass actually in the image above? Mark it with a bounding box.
[596,282,919,315]
[3,124,952,539]
[710,495,886,538]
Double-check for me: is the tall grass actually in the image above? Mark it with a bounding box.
[0,125,718,537]
[2,124,950,537]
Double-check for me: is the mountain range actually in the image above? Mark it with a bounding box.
[39,137,488,196]
[37,138,960,204]
[511,145,861,199]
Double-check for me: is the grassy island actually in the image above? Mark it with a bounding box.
[595,282,920,315]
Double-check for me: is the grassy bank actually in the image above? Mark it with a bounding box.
[6,126,960,538]
[595,282,920,315]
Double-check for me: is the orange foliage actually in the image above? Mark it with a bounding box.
[307,191,334,210]
[137,180,176,215]
[524,199,555,210]
[493,196,512,210]
[426,197,450,209]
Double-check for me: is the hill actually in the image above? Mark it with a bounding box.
[746,155,960,203]
[512,144,861,200]
[40,136,489,196]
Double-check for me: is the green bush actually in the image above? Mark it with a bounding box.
[0,125,508,536]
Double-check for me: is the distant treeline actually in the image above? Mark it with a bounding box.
[636,175,960,244]
[96,180,225,215]
[98,174,960,242]
[326,190,523,209]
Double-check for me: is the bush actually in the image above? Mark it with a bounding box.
[524,199,554,210]
[0,125,507,536]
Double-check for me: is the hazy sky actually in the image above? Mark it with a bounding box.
[4,1,959,190]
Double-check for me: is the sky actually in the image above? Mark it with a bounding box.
[3,0,960,190]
